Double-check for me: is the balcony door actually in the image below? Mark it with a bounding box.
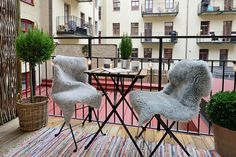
[64,4,70,25]
[219,49,228,66]
[145,0,153,13]
[165,22,173,35]
[224,0,233,11]
[200,21,209,35]
[81,12,85,28]
[223,21,232,41]
[144,23,152,42]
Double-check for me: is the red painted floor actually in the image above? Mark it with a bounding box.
[22,77,234,135]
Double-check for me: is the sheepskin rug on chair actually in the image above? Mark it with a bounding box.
[51,55,102,124]
[130,60,212,125]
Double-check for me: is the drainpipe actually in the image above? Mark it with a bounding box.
[17,0,22,97]
[49,0,53,36]
[185,0,189,59]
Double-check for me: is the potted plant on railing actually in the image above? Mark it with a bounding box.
[120,33,132,69]
[206,91,236,157]
[82,44,88,57]
[16,28,55,131]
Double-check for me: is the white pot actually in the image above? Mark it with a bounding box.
[121,59,130,69]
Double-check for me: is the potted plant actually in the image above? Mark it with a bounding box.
[16,28,55,131]
[82,44,88,57]
[206,91,236,157]
[119,33,132,69]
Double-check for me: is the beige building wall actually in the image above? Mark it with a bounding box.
[100,0,236,65]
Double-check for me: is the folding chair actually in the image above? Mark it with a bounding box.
[130,60,212,156]
[51,55,104,152]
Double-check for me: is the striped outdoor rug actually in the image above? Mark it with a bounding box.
[4,127,219,157]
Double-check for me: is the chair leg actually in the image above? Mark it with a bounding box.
[92,108,106,135]
[55,122,65,137]
[82,113,90,126]
[69,124,78,152]
[151,116,190,157]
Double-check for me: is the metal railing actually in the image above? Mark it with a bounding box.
[196,31,236,43]
[198,0,236,15]
[21,35,236,136]
[141,1,179,16]
[56,15,93,36]
[140,31,178,43]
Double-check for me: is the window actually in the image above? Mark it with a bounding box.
[81,12,85,28]
[113,0,120,11]
[113,23,120,36]
[21,19,34,32]
[164,48,173,60]
[64,4,70,25]
[131,0,139,10]
[95,21,98,35]
[131,23,139,36]
[99,31,102,44]
[219,49,228,66]
[200,21,209,35]
[132,48,138,58]
[144,23,152,41]
[165,0,174,9]
[145,0,153,13]
[99,6,102,20]
[164,22,173,35]
[199,49,209,60]
[21,0,34,5]
[144,48,152,58]
[223,21,232,41]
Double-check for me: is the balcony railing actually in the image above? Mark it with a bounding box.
[140,31,178,44]
[56,16,93,36]
[198,0,236,15]
[196,31,236,44]
[21,35,236,136]
[141,2,179,17]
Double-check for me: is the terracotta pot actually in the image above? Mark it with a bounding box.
[213,123,236,157]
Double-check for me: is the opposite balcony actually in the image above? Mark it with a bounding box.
[56,16,93,36]
[140,31,178,44]
[141,1,179,17]
[196,31,236,44]
[198,0,236,15]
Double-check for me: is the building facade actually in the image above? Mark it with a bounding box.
[99,0,236,65]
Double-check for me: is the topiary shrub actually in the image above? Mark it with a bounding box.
[16,28,55,102]
[206,91,236,131]
[119,33,132,59]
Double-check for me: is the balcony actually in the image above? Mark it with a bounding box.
[3,34,236,156]
[141,2,179,17]
[140,31,178,44]
[198,0,236,15]
[56,16,93,36]
[196,31,236,44]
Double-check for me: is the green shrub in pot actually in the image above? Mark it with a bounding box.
[206,91,236,131]
[206,91,236,157]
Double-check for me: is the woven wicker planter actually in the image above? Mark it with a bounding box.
[16,96,48,131]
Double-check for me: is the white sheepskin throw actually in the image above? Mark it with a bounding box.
[51,55,102,124]
[130,60,212,125]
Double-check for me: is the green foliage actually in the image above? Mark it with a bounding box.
[82,45,88,57]
[16,28,55,101]
[16,28,55,67]
[119,33,132,59]
[206,91,236,131]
